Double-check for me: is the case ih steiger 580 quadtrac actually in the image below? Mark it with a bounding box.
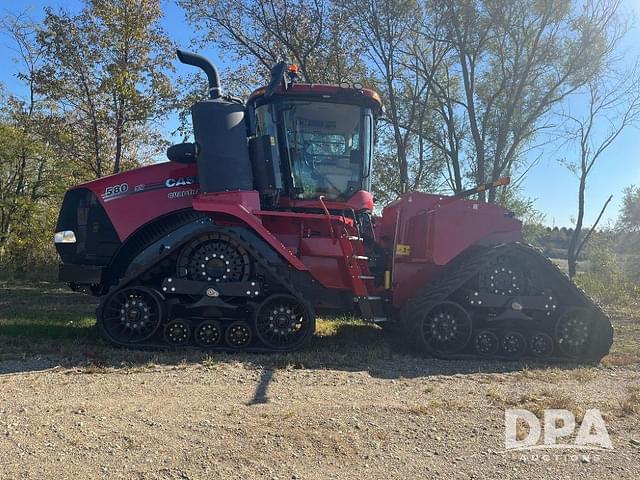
[54,50,613,361]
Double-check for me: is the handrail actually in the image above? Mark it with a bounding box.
[318,196,336,240]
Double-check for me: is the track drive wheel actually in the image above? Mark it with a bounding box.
[97,286,165,345]
[254,294,315,351]
[418,301,472,355]
[478,253,531,296]
[176,233,251,283]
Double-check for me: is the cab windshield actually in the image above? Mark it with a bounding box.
[279,101,372,200]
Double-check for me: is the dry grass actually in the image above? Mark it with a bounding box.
[615,385,640,417]
[602,308,640,366]
[486,387,585,422]
[405,400,443,416]
[509,366,599,383]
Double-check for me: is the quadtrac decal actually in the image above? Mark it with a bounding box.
[100,176,199,202]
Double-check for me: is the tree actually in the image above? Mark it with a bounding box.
[0,15,61,268]
[36,0,174,178]
[618,185,640,232]
[179,0,368,86]
[429,0,626,202]
[563,68,640,278]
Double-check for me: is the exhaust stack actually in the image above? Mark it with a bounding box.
[176,49,222,99]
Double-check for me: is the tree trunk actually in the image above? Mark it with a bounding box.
[567,175,586,278]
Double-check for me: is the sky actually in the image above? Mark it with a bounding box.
[1,0,639,227]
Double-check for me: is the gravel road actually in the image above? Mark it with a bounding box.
[0,353,638,479]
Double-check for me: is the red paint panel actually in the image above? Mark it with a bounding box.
[76,162,199,241]
[384,191,523,307]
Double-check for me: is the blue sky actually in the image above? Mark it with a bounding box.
[1,0,639,227]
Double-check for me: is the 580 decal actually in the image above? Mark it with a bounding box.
[103,183,129,199]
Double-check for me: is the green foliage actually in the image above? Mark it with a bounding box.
[0,88,69,278]
[575,237,639,307]
[0,202,60,280]
[0,1,176,277]
[618,185,640,232]
[495,186,546,245]
[37,0,175,177]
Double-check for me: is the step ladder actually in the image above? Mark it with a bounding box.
[336,230,388,322]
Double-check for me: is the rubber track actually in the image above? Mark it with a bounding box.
[402,243,614,363]
[96,226,315,353]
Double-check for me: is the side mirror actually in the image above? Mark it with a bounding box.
[167,142,198,163]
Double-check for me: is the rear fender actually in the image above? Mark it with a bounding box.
[385,191,522,266]
[122,216,308,289]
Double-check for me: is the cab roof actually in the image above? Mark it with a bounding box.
[247,83,383,112]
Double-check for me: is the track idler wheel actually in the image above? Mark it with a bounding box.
[418,301,472,355]
[97,286,165,344]
[164,319,191,346]
[225,321,252,349]
[194,320,223,348]
[473,330,499,356]
[555,307,593,358]
[254,294,315,350]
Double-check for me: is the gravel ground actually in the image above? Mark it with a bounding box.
[0,353,638,480]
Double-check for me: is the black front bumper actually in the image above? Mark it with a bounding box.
[58,263,104,285]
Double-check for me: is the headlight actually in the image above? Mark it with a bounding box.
[54,230,77,244]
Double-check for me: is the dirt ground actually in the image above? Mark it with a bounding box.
[0,284,639,479]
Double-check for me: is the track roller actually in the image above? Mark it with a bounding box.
[225,320,252,349]
[473,330,499,356]
[501,331,526,357]
[194,320,223,348]
[530,332,554,357]
[164,319,191,346]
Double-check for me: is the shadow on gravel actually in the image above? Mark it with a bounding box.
[0,281,588,381]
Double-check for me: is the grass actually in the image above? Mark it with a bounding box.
[0,280,398,370]
[601,306,640,367]
[0,281,97,339]
[0,280,638,371]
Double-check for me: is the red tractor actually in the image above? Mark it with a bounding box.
[54,50,613,361]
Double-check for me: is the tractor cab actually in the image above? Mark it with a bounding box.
[246,77,382,209]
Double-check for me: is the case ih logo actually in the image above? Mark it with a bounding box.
[165,176,197,188]
[504,408,613,452]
